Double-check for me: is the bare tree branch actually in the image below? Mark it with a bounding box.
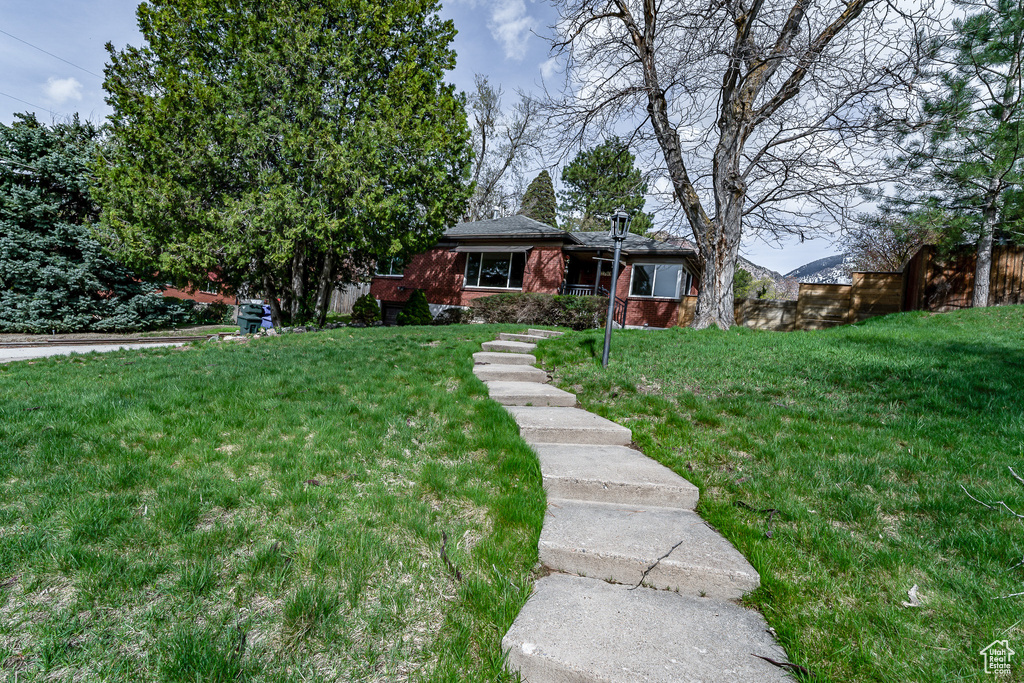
[542,0,936,328]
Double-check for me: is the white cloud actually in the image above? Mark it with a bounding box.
[540,56,558,80]
[489,0,535,61]
[43,77,83,104]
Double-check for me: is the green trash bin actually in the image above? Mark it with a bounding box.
[238,303,264,334]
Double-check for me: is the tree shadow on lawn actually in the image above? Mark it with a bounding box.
[825,332,1024,421]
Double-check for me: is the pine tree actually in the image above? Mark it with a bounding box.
[892,0,1024,306]
[519,171,557,227]
[558,137,653,235]
[733,269,754,299]
[0,114,184,333]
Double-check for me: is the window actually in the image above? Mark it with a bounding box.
[376,256,406,277]
[464,251,526,289]
[630,263,685,299]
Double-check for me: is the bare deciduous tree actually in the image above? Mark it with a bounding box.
[842,217,934,272]
[544,0,935,328]
[466,75,545,221]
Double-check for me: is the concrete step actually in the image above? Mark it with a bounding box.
[482,340,537,353]
[486,382,576,407]
[527,329,565,338]
[504,406,631,446]
[539,499,759,598]
[503,574,791,683]
[499,333,548,343]
[531,443,699,509]
[473,351,536,366]
[474,364,548,383]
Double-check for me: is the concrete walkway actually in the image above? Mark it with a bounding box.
[0,342,184,364]
[473,329,792,682]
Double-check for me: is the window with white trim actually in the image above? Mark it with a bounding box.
[376,256,406,277]
[629,263,685,299]
[464,252,526,289]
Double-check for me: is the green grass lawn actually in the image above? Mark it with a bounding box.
[0,325,544,682]
[536,307,1024,683]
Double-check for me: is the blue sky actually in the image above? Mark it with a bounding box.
[0,0,839,273]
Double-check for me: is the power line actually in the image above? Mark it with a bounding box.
[0,28,103,79]
[0,90,57,117]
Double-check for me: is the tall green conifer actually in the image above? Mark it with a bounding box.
[0,114,183,333]
[97,0,472,326]
[519,170,558,227]
[558,137,653,235]
[888,0,1024,306]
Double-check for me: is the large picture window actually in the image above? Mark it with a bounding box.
[630,264,685,299]
[464,251,526,289]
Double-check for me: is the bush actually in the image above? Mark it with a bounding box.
[351,294,381,326]
[471,293,606,330]
[396,290,433,326]
[195,302,232,324]
[431,307,469,326]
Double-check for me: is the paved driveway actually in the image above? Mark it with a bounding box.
[0,342,184,364]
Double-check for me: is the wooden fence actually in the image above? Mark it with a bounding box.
[721,271,903,332]
[677,296,698,326]
[676,244,1023,331]
[851,272,903,321]
[735,298,798,330]
[329,283,371,315]
[903,244,1024,311]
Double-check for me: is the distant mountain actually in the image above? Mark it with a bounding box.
[735,256,798,299]
[737,256,783,284]
[785,254,854,285]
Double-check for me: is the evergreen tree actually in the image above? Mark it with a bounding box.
[890,0,1024,306]
[733,269,754,299]
[519,170,558,227]
[0,114,183,333]
[396,289,432,325]
[97,0,472,328]
[558,137,653,235]
[351,293,381,325]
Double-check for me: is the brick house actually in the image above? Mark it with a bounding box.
[370,215,700,328]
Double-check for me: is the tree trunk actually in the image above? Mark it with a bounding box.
[312,252,336,327]
[973,197,998,308]
[642,79,719,327]
[278,263,293,326]
[694,113,747,330]
[289,246,307,322]
[693,223,741,329]
[263,272,284,329]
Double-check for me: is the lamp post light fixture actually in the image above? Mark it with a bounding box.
[602,207,631,368]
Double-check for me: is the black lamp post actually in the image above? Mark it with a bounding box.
[602,207,631,367]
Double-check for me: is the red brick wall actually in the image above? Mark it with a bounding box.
[370,247,464,306]
[162,286,235,305]
[624,298,681,327]
[370,246,567,307]
[598,263,682,328]
[524,248,566,293]
[371,246,686,327]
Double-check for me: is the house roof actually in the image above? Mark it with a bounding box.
[441,215,695,258]
[566,231,696,257]
[443,215,566,239]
